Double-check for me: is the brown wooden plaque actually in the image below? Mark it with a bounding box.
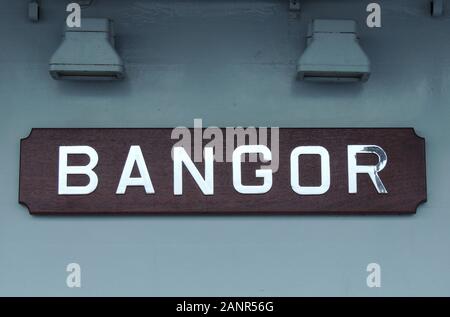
[19,128,426,215]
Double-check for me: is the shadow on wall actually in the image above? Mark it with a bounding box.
[290,76,366,99]
[52,78,132,99]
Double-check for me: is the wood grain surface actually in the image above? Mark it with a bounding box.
[19,128,427,215]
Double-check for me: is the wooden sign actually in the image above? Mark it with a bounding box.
[19,128,426,215]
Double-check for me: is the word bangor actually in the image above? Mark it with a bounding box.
[58,144,388,196]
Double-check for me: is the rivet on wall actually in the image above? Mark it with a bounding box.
[289,0,301,11]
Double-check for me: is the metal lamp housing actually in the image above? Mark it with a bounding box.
[49,18,124,81]
[297,19,370,83]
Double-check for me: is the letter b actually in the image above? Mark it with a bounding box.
[58,146,98,195]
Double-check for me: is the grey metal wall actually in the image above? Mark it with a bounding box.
[1,0,449,296]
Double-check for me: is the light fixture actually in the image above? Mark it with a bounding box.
[297,19,370,82]
[49,18,124,80]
